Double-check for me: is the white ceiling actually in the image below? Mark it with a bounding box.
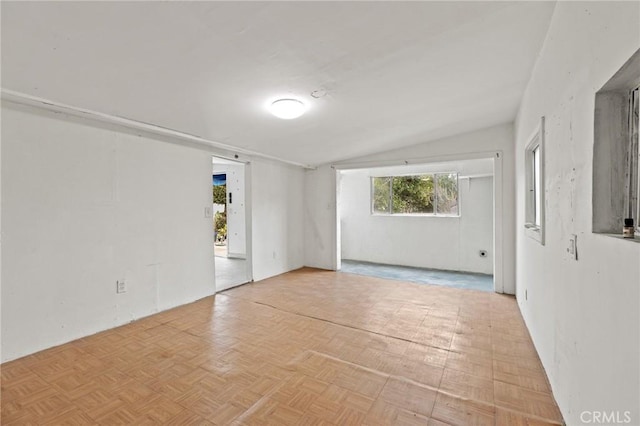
[1,1,555,166]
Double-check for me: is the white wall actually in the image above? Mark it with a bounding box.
[213,162,246,258]
[460,176,494,274]
[305,123,515,291]
[304,165,338,271]
[339,167,493,275]
[0,73,3,364]
[1,101,307,362]
[1,101,216,362]
[251,160,305,281]
[514,2,640,424]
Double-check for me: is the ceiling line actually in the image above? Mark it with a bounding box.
[332,150,502,171]
[0,88,314,170]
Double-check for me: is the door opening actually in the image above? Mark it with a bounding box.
[334,153,504,293]
[212,156,251,291]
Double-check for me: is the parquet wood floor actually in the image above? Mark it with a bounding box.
[1,268,563,425]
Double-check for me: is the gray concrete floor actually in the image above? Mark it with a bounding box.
[339,259,494,292]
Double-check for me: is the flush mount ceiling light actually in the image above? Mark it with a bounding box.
[269,98,306,119]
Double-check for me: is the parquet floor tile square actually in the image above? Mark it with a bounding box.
[1,268,563,425]
[430,392,495,426]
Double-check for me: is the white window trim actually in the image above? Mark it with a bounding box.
[524,116,546,245]
[629,86,640,236]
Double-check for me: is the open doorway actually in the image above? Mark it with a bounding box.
[336,157,497,292]
[212,156,251,291]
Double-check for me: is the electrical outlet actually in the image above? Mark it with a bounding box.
[204,206,213,218]
[116,280,127,294]
[567,234,578,260]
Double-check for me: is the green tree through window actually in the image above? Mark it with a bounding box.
[372,173,458,215]
[436,173,459,215]
[372,177,392,213]
[392,175,434,213]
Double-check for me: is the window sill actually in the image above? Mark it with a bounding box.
[372,213,460,218]
[598,233,640,244]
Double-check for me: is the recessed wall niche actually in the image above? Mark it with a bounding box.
[592,48,640,234]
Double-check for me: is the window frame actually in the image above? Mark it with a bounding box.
[524,116,546,245]
[370,176,393,215]
[627,86,640,235]
[370,172,460,217]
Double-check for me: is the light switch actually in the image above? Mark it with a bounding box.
[567,234,578,260]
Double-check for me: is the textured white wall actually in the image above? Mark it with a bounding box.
[251,160,305,282]
[514,2,640,424]
[459,177,494,274]
[1,102,216,362]
[339,170,493,274]
[304,165,338,271]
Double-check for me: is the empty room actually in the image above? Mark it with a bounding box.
[1,2,639,426]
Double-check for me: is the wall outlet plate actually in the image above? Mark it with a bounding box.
[116,280,127,294]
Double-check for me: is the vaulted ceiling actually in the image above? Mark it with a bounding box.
[1,2,555,166]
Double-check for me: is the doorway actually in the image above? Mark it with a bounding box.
[335,154,502,292]
[212,156,251,291]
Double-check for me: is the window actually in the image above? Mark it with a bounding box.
[627,86,639,234]
[533,145,542,227]
[371,173,459,216]
[525,117,545,244]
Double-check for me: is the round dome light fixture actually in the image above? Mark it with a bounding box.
[269,98,306,119]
